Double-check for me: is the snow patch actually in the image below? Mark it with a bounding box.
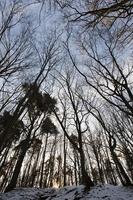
[0,184,133,200]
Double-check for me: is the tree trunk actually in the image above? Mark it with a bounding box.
[4,139,30,192]
[79,148,94,189]
[111,150,132,186]
[63,133,67,186]
[73,150,78,185]
[39,133,48,188]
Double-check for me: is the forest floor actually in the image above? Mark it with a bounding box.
[0,184,133,200]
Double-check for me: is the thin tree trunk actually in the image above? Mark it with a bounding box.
[63,133,67,186]
[73,150,78,185]
[39,133,48,188]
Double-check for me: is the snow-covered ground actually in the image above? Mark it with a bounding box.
[0,184,133,200]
